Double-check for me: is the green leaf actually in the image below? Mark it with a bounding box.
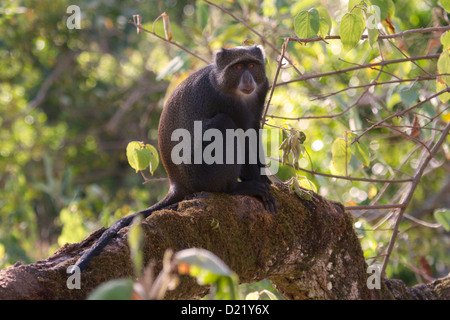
[370,0,389,21]
[317,7,332,36]
[87,278,134,300]
[350,141,370,167]
[126,141,144,172]
[386,92,402,110]
[144,144,159,175]
[398,83,419,105]
[135,148,152,171]
[126,141,159,174]
[440,0,450,12]
[330,138,351,175]
[340,12,365,52]
[437,34,450,102]
[294,8,320,38]
[434,208,450,231]
[348,0,364,11]
[438,49,450,86]
[196,0,209,30]
[436,80,450,103]
[317,7,332,28]
[318,18,331,38]
[368,27,379,47]
[387,0,395,17]
[441,31,450,49]
[288,177,312,200]
[297,176,317,193]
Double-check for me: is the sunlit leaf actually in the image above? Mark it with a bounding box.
[370,0,390,20]
[287,177,313,200]
[436,80,450,103]
[144,144,159,175]
[437,49,450,86]
[441,31,450,49]
[440,0,450,12]
[350,141,370,167]
[294,8,320,38]
[368,27,379,47]
[317,7,332,32]
[340,12,365,52]
[318,18,331,38]
[317,7,332,37]
[126,141,159,174]
[368,185,378,200]
[331,138,351,175]
[297,175,317,193]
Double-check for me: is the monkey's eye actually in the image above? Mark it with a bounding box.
[248,63,255,69]
[235,64,243,70]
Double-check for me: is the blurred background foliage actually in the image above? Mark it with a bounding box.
[0,0,448,293]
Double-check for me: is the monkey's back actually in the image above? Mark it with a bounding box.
[158,65,222,191]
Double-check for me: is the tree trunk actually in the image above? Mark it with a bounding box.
[0,185,448,300]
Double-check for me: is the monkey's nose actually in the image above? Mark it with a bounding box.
[240,87,254,95]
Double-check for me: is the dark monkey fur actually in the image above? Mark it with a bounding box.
[74,45,277,272]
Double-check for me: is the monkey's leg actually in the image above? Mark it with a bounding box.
[235,130,278,214]
[195,113,277,213]
[74,188,184,272]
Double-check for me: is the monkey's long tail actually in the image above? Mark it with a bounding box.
[73,191,181,272]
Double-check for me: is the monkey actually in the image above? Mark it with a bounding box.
[73,45,277,272]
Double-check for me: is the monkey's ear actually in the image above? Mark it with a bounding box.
[213,48,228,69]
[256,45,266,61]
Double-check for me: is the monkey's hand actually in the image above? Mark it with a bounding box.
[231,180,278,214]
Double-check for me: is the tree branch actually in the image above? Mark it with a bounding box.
[1,186,448,300]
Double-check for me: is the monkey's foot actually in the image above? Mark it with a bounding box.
[231,181,278,214]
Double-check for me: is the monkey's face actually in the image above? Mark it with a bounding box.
[214,46,267,99]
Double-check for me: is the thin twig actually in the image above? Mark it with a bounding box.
[352,87,450,144]
[267,156,413,183]
[371,122,432,155]
[261,39,288,128]
[128,20,209,65]
[311,75,439,101]
[345,203,405,211]
[287,26,450,44]
[346,204,406,210]
[203,0,303,76]
[276,54,440,87]
[403,214,442,228]
[354,144,423,220]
